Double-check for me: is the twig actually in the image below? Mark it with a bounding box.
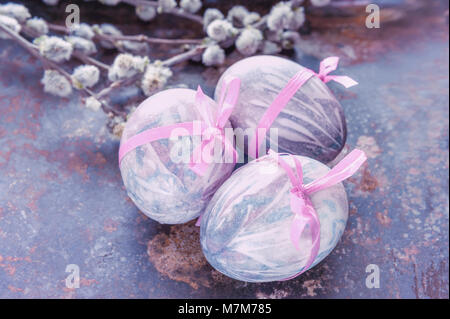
[19,22,111,71]
[121,0,203,24]
[47,22,203,45]
[72,51,110,71]
[253,16,268,30]
[168,7,204,24]
[0,23,48,66]
[162,45,206,67]
[96,32,203,45]
[96,75,140,100]
[0,23,124,116]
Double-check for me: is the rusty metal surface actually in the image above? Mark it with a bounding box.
[0,0,448,298]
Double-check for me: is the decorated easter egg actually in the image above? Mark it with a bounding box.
[200,154,349,282]
[119,88,235,224]
[215,55,347,163]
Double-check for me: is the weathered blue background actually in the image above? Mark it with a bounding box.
[0,0,448,298]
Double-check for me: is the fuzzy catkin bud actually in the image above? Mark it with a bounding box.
[203,8,224,30]
[66,36,97,55]
[140,62,173,96]
[288,7,305,30]
[206,19,234,42]
[180,0,202,14]
[84,96,102,111]
[37,36,73,63]
[0,15,21,39]
[70,23,95,40]
[310,0,331,7]
[281,31,301,49]
[71,65,100,89]
[235,27,263,56]
[158,0,177,13]
[42,0,59,5]
[243,12,261,26]
[108,53,149,81]
[227,5,249,27]
[0,3,31,22]
[201,44,225,66]
[99,0,121,6]
[136,5,157,21]
[41,70,72,97]
[25,17,49,37]
[267,2,293,31]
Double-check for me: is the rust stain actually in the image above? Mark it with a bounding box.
[147,221,232,289]
[304,1,449,64]
[376,210,392,227]
[29,245,38,254]
[364,237,382,246]
[396,245,420,264]
[357,166,379,192]
[420,261,448,298]
[104,218,119,233]
[3,264,16,276]
[80,278,99,287]
[0,254,33,276]
[7,285,23,293]
[256,289,289,299]
[302,279,322,297]
[356,136,382,159]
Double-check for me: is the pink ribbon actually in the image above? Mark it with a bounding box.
[118,76,240,176]
[248,56,358,159]
[271,149,367,278]
[311,56,359,88]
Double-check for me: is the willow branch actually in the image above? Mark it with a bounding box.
[72,51,110,71]
[47,22,203,45]
[121,0,203,24]
[0,23,122,116]
[162,45,206,67]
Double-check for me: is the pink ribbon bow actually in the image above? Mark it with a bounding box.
[118,76,240,176]
[249,56,358,159]
[311,56,359,88]
[189,77,240,175]
[272,149,367,279]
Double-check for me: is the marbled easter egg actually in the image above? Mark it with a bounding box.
[215,55,347,163]
[119,89,235,224]
[200,154,348,282]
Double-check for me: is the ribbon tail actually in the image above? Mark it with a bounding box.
[319,56,339,76]
[249,69,314,158]
[189,132,238,175]
[286,199,321,280]
[305,149,367,194]
[189,162,209,176]
[297,206,321,275]
[221,135,238,164]
[195,214,202,227]
[195,86,215,127]
[189,139,210,176]
[290,214,307,251]
[326,75,358,88]
[215,76,241,128]
[119,122,197,165]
